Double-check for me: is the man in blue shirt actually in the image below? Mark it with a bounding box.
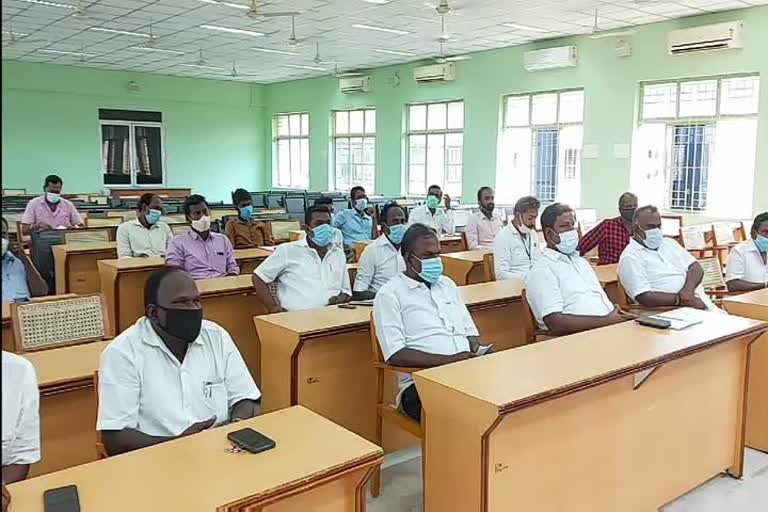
[333,186,376,251]
[2,218,33,303]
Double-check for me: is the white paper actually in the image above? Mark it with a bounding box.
[582,144,599,159]
[652,308,705,331]
[613,143,631,159]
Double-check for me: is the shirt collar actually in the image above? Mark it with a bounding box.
[188,229,213,242]
[543,247,579,262]
[744,240,760,253]
[400,272,426,289]
[2,252,18,264]
[130,218,160,230]
[296,236,341,254]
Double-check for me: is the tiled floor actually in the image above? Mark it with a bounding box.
[367,448,768,511]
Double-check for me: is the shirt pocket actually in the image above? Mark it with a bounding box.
[202,380,229,425]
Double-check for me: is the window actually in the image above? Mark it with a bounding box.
[332,109,375,192]
[496,90,584,205]
[273,113,310,189]
[406,101,464,197]
[99,109,164,187]
[632,75,760,217]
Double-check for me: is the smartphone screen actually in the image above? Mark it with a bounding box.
[227,428,276,454]
[43,485,80,512]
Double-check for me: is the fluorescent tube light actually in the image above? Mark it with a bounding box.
[372,48,416,56]
[181,63,226,71]
[37,48,93,56]
[18,0,76,9]
[252,47,300,56]
[197,0,249,9]
[200,24,265,37]
[502,23,548,33]
[129,46,185,55]
[284,64,327,71]
[351,23,410,35]
[89,27,151,38]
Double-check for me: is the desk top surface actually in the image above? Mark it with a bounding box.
[440,249,491,263]
[21,340,110,387]
[195,274,255,294]
[415,309,766,411]
[232,248,272,260]
[98,248,271,271]
[7,406,382,511]
[723,288,768,308]
[592,263,618,285]
[52,242,117,253]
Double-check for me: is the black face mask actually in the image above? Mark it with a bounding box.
[620,208,636,222]
[157,307,203,343]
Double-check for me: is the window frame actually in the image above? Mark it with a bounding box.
[99,119,166,188]
[272,112,311,190]
[405,100,465,197]
[331,108,376,193]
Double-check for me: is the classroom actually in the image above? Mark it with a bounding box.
[2,0,767,510]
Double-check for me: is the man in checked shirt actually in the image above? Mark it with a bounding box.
[576,192,638,265]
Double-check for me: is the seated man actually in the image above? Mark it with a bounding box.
[493,196,542,281]
[166,194,239,279]
[726,212,768,291]
[313,196,344,247]
[353,203,407,301]
[252,206,351,312]
[374,224,484,422]
[225,188,272,249]
[97,268,260,456]
[2,218,47,302]
[21,174,83,235]
[576,192,637,265]
[526,203,633,336]
[332,186,375,250]
[408,184,455,235]
[2,351,41,483]
[464,186,503,250]
[116,193,173,258]
[619,205,717,310]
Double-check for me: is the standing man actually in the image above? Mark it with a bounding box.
[618,206,717,310]
[21,174,83,235]
[165,194,239,279]
[526,203,634,335]
[725,212,768,291]
[333,186,376,250]
[576,192,638,265]
[116,193,173,258]
[2,350,40,483]
[225,189,272,249]
[408,184,455,235]
[493,196,542,281]
[97,268,261,456]
[464,187,504,250]
[353,203,407,300]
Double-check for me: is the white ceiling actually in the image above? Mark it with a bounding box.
[2,0,765,84]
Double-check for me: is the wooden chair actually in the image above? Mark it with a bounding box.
[483,252,496,282]
[105,210,136,222]
[169,223,192,236]
[268,220,301,243]
[615,280,675,316]
[520,289,551,344]
[93,370,109,459]
[698,257,740,304]
[369,315,424,498]
[85,217,123,228]
[64,228,111,244]
[11,294,109,352]
[162,213,187,224]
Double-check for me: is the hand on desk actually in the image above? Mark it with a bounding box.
[181,416,216,437]
[680,295,706,310]
[327,293,351,306]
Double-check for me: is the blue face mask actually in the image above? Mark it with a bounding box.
[239,205,254,221]
[145,208,162,225]
[425,195,440,209]
[45,192,61,204]
[310,223,333,248]
[755,235,768,253]
[354,198,368,212]
[642,227,664,250]
[414,256,443,284]
[387,224,407,245]
[554,229,579,255]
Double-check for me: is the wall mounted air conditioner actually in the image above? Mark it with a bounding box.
[523,46,578,72]
[668,21,743,55]
[413,63,456,83]
[339,76,372,94]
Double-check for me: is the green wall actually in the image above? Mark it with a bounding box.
[2,61,267,203]
[264,6,768,218]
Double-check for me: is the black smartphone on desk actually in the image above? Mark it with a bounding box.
[43,485,80,512]
[227,428,276,454]
[635,317,671,330]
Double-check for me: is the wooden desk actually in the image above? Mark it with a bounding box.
[8,406,382,512]
[22,341,109,477]
[439,234,465,253]
[254,279,526,453]
[593,263,620,304]
[724,288,768,453]
[414,311,766,512]
[2,295,78,352]
[233,247,271,274]
[441,249,491,286]
[53,242,117,294]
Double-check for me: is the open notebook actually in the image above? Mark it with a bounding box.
[647,308,706,330]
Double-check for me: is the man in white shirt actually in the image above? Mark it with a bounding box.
[116,193,173,258]
[252,206,351,312]
[464,187,504,250]
[526,203,633,335]
[374,223,484,421]
[726,212,768,292]
[493,196,542,281]
[97,268,260,456]
[619,205,717,311]
[2,351,41,483]
[353,203,407,300]
[408,184,455,235]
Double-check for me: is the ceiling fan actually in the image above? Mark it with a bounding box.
[71,0,108,22]
[229,60,261,79]
[432,40,469,64]
[589,8,636,39]
[287,16,303,47]
[246,0,300,19]
[437,15,451,43]
[430,0,461,16]
[313,42,337,66]
[181,49,226,70]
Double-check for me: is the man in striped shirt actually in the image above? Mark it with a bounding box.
[576,192,637,265]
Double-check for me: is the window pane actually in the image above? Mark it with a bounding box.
[365,109,376,134]
[289,114,301,136]
[408,135,426,195]
[101,124,131,185]
[445,132,463,197]
[679,80,717,117]
[447,102,464,129]
[427,103,447,130]
[299,138,310,188]
[277,140,291,187]
[559,90,584,124]
[277,115,289,136]
[134,125,163,185]
[531,93,558,125]
[349,110,364,134]
[505,96,530,127]
[533,128,559,202]
[668,124,714,211]
[642,83,677,119]
[426,133,446,188]
[335,111,349,135]
[720,76,760,115]
[301,114,310,136]
[409,105,426,131]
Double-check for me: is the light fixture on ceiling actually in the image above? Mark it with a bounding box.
[502,22,548,33]
[284,63,327,71]
[588,8,636,39]
[17,0,76,9]
[2,24,47,48]
[37,48,95,56]
[197,0,249,9]
[129,46,185,55]
[372,48,416,57]
[246,0,300,19]
[252,47,299,56]
[362,0,392,4]
[200,24,266,37]
[181,63,226,71]
[89,27,151,38]
[351,24,410,35]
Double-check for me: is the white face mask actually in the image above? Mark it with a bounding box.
[45,192,61,204]
[191,215,211,233]
[1,238,8,256]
